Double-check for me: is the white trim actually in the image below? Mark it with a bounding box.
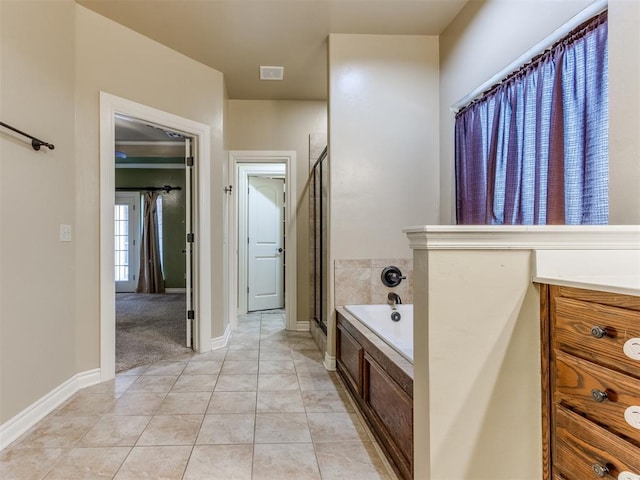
[451,0,608,112]
[165,288,187,293]
[404,225,640,251]
[228,151,298,332]
[115,140,184,147]
[100,92,213,382]
[211,323,232,350]
[324,353,336,371]
[296,320,310,331]
[0,369,101,451]
[115,163,185,169]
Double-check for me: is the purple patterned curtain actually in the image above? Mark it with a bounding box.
[455,12,608,225]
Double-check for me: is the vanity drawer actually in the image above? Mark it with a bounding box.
[554,406,640,480]
[554,351,640,444]
[553,296,640,378]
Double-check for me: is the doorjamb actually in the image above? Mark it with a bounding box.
[228,151,299,332]
[238,164,286,314]
[100,92,212,381]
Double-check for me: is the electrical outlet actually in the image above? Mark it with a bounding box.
[60,224,72,242]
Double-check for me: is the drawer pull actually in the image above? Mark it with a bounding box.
[592,463,610,477]
[591,326,608,339]
[591,389,609,403]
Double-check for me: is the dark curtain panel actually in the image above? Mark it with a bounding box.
[137,192,165,293]
[455,12,608,225]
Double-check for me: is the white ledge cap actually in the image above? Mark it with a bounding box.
[403,225,640,250]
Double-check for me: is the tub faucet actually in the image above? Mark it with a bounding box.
[387,292,402,310]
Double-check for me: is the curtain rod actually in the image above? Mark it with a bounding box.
[116,185,182,193]
[0,121,55,151]
[450,0,608,113]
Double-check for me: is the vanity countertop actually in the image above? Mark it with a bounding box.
[533,249,640,297]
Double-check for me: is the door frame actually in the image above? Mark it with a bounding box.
[240,165,286,313]
[100,92,212,381]
[228,151,300,332]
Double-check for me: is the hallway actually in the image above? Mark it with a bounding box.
[1,311,395,479]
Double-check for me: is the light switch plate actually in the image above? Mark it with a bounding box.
[60,224,72,242]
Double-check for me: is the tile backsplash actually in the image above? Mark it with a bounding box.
[334,258,413,306]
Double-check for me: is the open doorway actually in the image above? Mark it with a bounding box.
[100,92,212,382]
[228,151,300,332]
[113,115,192,372]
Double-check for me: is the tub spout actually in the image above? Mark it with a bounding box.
[387,292,402,309]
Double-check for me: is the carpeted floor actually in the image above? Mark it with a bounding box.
[116,293,192,373]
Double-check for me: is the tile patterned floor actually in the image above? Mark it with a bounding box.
[1,311,396,479]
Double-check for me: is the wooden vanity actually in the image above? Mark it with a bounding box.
[541,285,640,479]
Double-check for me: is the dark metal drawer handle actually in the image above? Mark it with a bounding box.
[592,463,609,477]
[591,326,608,339]
[591,389,608,402]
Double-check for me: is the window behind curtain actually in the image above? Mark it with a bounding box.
[455,12,608,225]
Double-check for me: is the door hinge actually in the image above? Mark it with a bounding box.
[187,233,195,243]
[187,310,195,320]
[247,286,249,294]
[186,156,194,167]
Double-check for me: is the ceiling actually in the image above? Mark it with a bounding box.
[77,0,469,101]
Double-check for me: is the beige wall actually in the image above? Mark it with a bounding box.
[0,0,77,424]
[327,34,440,360]
[227,100,328,322]
[438,0,640,224]
[413,248,541,479]
[75,6,227,371]
[608,0,640,223]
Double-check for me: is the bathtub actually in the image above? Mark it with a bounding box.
[344,304,413,363]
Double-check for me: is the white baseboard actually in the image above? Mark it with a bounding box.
[296,320,310,332]
[324,353,336,371]
[165,288,186,293]
[210,323,232,351]
[0,368,101,452]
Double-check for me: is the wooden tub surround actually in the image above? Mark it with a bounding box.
[336,307,414,480]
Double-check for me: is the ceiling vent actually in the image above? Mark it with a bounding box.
[260,66,284,81]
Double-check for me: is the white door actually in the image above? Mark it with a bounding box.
[114,192,140,293]
[185,138,194,348]
[247,176,284,311]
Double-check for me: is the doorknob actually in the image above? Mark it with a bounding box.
[277,248,284,253]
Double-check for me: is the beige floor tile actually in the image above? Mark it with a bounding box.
[293,360,328,374]
[259,341,290,353]
[297,373,340,392]
[113,445,191,480]
[170,374,217,392]
[127,375,178,393]
[107,392,166,416]
[314,441,391,480]
[258,374,299,391]
[55,393,118,417]
[136,415,202,446]
[43,446,130,479]
[78,416,151,447]
[82,376,137,395]
[252,443,320,480]
[183,445,253,480]
[17,416,99,449]
[254,413,311,443]
[258,360,296,374]
[206,391,257,414]
[225,349,260,361]
[196,414,255,445]
[292,349,324,363]
[214,374,257,392]
[220,360,259,375]
[143,361,188,376]
[256,390,305,413]
[0,447,64,480]
[302,390,354,413]
[182,360,223,375]
[157,392,212,415]
[306,412,368,443]
[188,349,227,362]
[117,365,148,376]
[259,350,293,361]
